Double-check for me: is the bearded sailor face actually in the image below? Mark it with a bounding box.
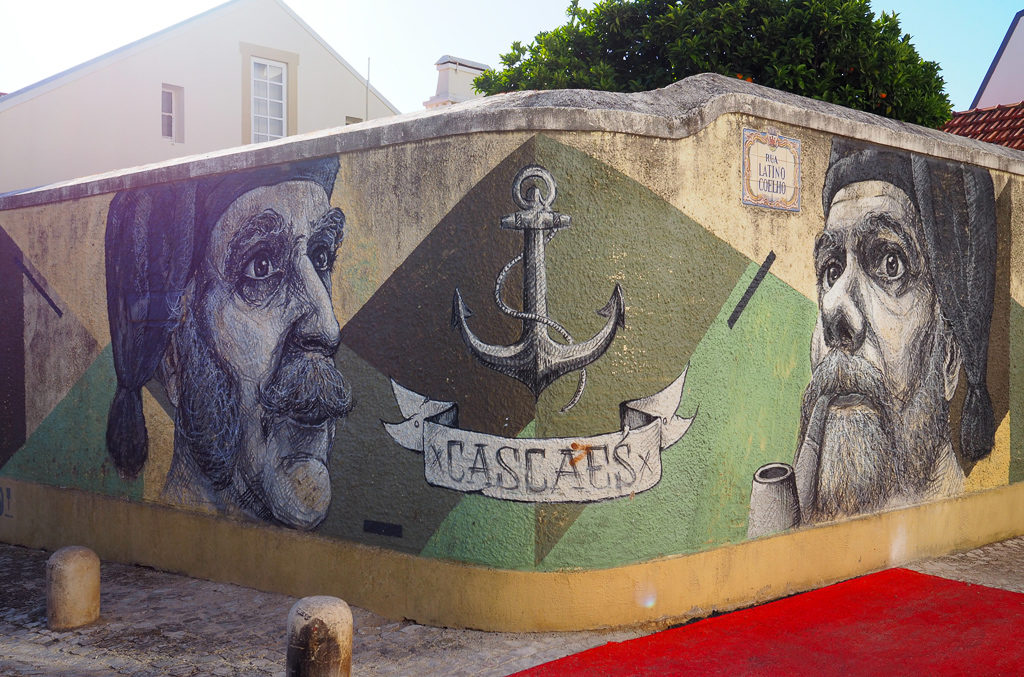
[799,180,962,520]
[166,180,353,529]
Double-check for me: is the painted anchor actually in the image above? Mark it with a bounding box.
[451,165,626,411]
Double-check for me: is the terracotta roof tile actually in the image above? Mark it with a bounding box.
[943,101,1024,151]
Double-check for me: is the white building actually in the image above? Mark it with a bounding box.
[971,9,1024,109]
[0,0,399,194]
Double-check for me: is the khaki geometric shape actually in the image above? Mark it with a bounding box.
[965,413,1011,493]
[141,387,175,502]
[0,194,113,346]
[331,132,534,327]
[22,263,101,437]
[552,116,836,305]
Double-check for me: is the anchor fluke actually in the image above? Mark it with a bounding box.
[597,283,627,329]
[451,289,473,329]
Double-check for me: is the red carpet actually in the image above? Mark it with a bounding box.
[513,569,1024,676]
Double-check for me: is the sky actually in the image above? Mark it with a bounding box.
[0,0,1019,114]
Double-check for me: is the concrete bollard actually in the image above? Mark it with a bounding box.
[287,596,353,677]
[46,546,100,630]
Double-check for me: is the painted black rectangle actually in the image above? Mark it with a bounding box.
[728,251,776,329]
[363,520,403,538]
[13,256,61,317]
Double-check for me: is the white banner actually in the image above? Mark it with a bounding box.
[383,368,693,502]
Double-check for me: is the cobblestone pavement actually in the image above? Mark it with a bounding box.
[0,542,647,676]
[2,536,1022,676]
[906,535,1024,593]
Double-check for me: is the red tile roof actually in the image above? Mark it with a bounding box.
[942,101,1024,151]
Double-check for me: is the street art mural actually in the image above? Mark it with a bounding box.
[748,139,999,538]
[0,110,1019,576]
[104,157,353,530]
[385,165,692,502]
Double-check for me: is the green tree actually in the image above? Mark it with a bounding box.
[474,0,951,128]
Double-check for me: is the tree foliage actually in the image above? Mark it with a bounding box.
[474,0,951,128]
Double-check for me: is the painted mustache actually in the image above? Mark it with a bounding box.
[800,350,893,432]
[259,352,354,428]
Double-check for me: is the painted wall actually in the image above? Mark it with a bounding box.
[0,0,397,194]
[1,74,1022,630]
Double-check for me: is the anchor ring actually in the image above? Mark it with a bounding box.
[511,165,557,210]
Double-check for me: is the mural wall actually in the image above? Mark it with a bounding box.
[0,90,1021,577]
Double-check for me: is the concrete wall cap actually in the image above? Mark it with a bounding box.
[3,73,1023,211]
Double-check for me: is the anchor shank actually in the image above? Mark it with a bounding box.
[522,227,548,341]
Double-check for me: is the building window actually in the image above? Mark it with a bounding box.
[161,84,184,143]
[252,57,287,143]
[161,90,173,138]
[240,44,297,145]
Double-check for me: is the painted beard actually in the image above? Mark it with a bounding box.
[174,309,243,492]
[174,311,353,529]
[797,344,951,522]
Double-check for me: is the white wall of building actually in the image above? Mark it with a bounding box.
[0,0,397,194]
[973,11,1024,109]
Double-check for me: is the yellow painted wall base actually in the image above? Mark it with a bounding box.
[1,478,1021,632]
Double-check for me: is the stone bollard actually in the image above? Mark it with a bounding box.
[46,546,101,630]
[287,596,353,677]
